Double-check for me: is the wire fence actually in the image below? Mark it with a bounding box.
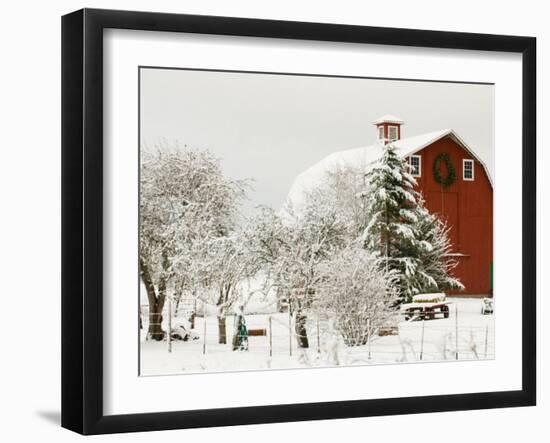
[140,302,495,364]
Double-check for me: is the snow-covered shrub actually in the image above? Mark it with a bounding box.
[170,319,200,341]
[315,244,399,347]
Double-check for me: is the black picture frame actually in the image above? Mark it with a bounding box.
[61,8,536,435]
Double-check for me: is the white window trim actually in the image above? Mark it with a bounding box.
[410,155,422,177]
[378,126,385,140]
[388,125,399,141]
[463,159,475,181]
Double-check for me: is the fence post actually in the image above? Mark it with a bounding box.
[455,303,459,360]
[420,318,425,361]
[168,296,172,353]
[484,323,489,359]
[191,296,197,329]
[288,306,293,357]
[367,319,372,360]
[316,317,321,354]
[269,316,273,358]
[202,315,207,355]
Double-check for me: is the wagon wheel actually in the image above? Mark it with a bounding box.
[425,307,434,320]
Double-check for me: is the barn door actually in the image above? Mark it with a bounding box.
[426,191,459,249]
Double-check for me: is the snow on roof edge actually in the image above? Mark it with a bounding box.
[402,129,493,188]
[372,114,405,125]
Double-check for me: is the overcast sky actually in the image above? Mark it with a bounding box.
[140,68,494,214]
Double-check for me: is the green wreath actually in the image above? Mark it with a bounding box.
[433,153,456,189]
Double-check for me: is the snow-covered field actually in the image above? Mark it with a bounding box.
[140,298,494,376]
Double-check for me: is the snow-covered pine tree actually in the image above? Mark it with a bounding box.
[413,202,464,293]
[362,142,424,303]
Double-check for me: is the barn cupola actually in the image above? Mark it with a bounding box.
[373,114,404,144]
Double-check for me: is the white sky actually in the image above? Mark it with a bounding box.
[140,68,494,214]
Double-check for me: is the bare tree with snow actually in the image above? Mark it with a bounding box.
[274,192,347,348]
[203,228,262,344]
[139,144,248,340]
[318,164,370,238]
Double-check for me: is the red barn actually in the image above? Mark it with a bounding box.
[373,115,493,296]
[287,115,493,296]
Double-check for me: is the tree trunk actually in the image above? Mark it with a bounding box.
[295,311,309,348]
[216,283,231,344]
[148,302,164,341]
[218,316,227,344]
[140,257,166,341]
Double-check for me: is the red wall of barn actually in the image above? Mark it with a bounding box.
[412,136,493,296]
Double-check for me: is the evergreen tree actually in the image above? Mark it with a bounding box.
[362,142,424,303]
[363,142,463,302]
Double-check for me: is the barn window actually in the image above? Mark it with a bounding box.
[388,125,398,141]
[378,126,385,140]
[463,159,475,181]
[409,155,421,177]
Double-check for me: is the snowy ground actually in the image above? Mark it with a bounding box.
[139,298,494,376]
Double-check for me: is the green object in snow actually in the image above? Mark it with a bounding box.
[232,314,249,351]
[490,261,493,292]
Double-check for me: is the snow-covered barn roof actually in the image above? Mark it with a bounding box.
[283,129,492,217]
